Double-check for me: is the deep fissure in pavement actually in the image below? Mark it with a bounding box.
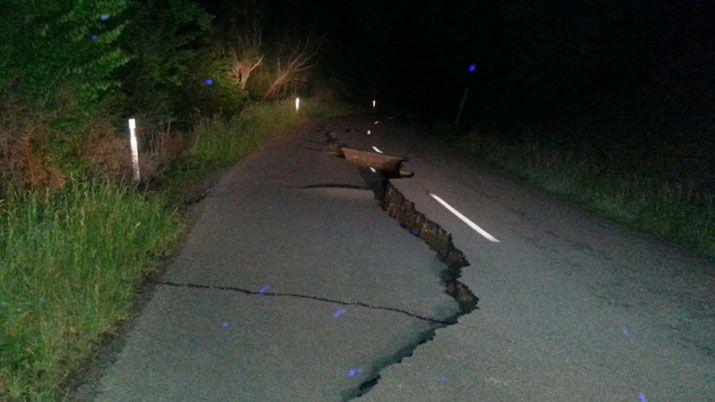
[323,129,479,399]
[380,183,477,313]
[348,171,478,400]
[151,280,453,325]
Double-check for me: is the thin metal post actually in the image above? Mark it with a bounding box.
[455,87,469,125]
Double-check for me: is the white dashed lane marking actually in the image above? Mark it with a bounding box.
[428,193,500,243]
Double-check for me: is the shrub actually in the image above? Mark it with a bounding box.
[0,1,132,128]
[119,0,213,118]
[0,101,66,192]
[184,52,250,117]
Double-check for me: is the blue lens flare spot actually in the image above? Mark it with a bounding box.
[100,14,110,21]
[468,64,477,73]
[347,368,363,378]
[90,34,99,41]
[333,308,348,318]
[258,284,270,295]
[204,79,215,87]
[639,392,647,402]
[221,321,230,328]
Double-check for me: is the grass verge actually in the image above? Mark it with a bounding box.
[447,131,714,259]
[0,181,182,400]
[0,99,355,400]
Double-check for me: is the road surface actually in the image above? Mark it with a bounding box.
[77,115,714,401]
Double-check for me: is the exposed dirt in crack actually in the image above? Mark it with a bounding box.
[343,152,478,400]
[380,183,477,313]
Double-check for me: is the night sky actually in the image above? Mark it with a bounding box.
[203,0,714,131]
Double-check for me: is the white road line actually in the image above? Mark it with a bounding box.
[372,146,383,153]
[428,193,500,243]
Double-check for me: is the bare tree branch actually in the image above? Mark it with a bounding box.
[227,30,264,90]
[264,37,318,100]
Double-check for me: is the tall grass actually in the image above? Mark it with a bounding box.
[0,181,182,400]
[192,98,355,170]
[450,132,714,259]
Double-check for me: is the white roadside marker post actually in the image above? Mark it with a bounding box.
[372,99,376,109]
[128,118,140,183]
[295,97,300,112]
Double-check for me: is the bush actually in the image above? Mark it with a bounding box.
[120,0,213,118]
[0,1,132,129]
[0,101,67,192]
[184,52,250,117]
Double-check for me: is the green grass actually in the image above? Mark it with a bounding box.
[0,181,182,400]
[0,99,356,400]
[448,132,714,259]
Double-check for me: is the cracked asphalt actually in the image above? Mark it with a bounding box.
[79,117,459,401]
[79,115,714,401]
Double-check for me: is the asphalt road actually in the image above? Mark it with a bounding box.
[80,115,714,401]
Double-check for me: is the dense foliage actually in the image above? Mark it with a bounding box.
[0,1,270,191]
[1,1,132,127]
[0,0,217,122]
[120,0,213,118]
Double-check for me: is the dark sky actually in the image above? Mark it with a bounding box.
[203,0,715,127]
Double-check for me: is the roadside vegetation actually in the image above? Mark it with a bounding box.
[0,2,353,399]
[442,124,714,259]
[0,181,181,399]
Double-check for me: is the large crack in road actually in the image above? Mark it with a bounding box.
[326,131,479,400]
[152,175,477,400]
[349,182,479,400]
[90,126,479,401]
[157,131,479,401]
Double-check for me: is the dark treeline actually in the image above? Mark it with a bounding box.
[205,0,714,133]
